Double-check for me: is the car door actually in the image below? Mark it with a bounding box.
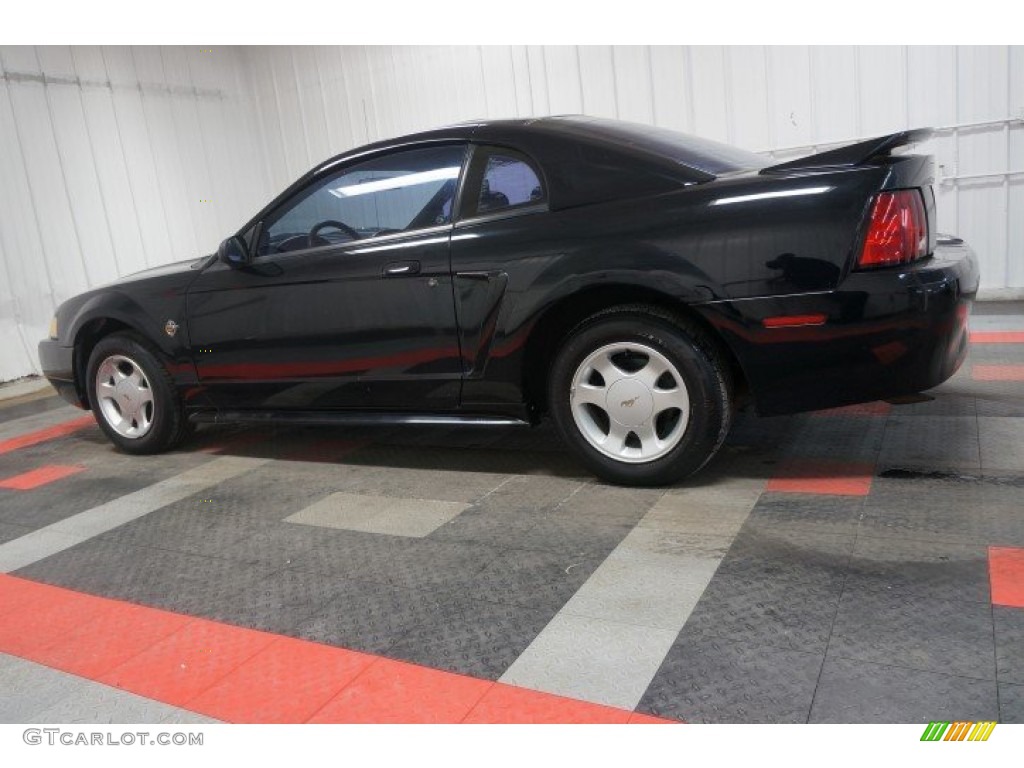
[187,143,468,411]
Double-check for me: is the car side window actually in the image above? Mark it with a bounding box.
[467,149,545,218]
[256,144,467,257]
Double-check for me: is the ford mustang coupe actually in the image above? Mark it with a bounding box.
[38,116,979,485]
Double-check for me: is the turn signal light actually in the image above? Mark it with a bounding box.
[857,190,929,268]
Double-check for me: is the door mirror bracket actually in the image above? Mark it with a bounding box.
[218,236,250,267]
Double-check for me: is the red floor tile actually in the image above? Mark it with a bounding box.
[627,712,678,724]
[0,415,95,456]
[1,575,653,725]
[990,547,1024,608]
[99,618,276,704]
[766,460,875,496]
[187,636,376,723]
[0,574,63,618]
[32,601,192,678]
[970,331,1024,344]
[0,464,85,490]
[810,402,892,417]
[463,684,632,724]
[972,365,1024,381]
[309,658,492,724]
[0,586,115,657]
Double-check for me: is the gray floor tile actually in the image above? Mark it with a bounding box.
[292,575,444,655]
[203,566,350,635]
[828,587,996,680]
[995,606,1024,685]
[552,483,666,527]
[500,613,678,709]
[0,521,30,546]
[0,654,97,722]
[782,412,887,463]
[878,416,981,471]
[159,709,223,724]
[561,544,723,631]
[744,495,864,538]
[1000,682,1024,723]
[215,523,329,569]
[457,547,603,610]
[846,535,992,603]
[978,417,1024,474]
[34,683,200,724]
[384,596,557,679]
[286,493,469,538]
[638,631,823,723]
[810,655,999,723]
[888,392,977,418]
[15,538,272,617]
[682,568,844,655]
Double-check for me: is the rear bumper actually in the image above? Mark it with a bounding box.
[699,240,981,415]
[37,339,87,409]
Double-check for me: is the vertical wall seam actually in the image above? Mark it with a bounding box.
[289,47,313,168]
[575,46,585,115]
[127,45,176,264]
[70,47,122,279]
[32,46,93,289]
[159,46,203,258]
[98,46,152,269]
[683,46,695,133]
[722,46,734,146]
[609,45,620,119]
[477,45,490,118]
[0,47,59,311]
[645,45,657,125]
[314,47,335,153]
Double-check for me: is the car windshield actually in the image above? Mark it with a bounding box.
[553,117,769,176]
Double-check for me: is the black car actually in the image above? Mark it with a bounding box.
[39,116,979,485]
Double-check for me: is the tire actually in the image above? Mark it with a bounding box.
[85,332,192,454]
[548,305,733,486]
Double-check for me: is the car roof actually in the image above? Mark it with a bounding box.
[312,116,765,181]
[236,116,765,234]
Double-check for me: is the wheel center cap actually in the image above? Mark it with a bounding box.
[605,378,653,428]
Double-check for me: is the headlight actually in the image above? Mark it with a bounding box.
[49,316,58,340]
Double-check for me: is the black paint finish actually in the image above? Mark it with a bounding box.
[38,116,979,422]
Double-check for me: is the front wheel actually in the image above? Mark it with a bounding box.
[86,332,192,454]
[548,306,733,486]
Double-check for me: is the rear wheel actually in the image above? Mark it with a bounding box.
[86,333,191,454]
[548,306,733,486]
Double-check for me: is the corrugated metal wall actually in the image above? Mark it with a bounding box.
[0,45,268,381]
[244,45,1024,297]
[2,45,1022,382]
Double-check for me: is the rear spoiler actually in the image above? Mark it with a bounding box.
[760,128,934,175]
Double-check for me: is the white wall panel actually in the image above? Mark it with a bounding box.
[2,45,1022,382]
[0,45,265,381]
[244,44,1021,298]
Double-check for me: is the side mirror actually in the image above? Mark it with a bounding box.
[218,236,250,267]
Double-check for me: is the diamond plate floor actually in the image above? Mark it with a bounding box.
[1,304,1023,723]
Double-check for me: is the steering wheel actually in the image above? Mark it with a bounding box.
[309,219,360,248]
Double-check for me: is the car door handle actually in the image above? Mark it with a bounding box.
[383,261,421,277]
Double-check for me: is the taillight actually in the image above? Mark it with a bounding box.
[857,189,929,268]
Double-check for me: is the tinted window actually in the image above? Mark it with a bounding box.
[258,145,465,256]
[472,151,544,216]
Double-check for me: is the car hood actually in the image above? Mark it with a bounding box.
[108,256,210,287]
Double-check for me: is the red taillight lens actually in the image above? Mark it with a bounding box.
[858,190,929,268]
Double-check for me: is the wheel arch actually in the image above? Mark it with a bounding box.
[71,317,141,407]
[521,285,750,416]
